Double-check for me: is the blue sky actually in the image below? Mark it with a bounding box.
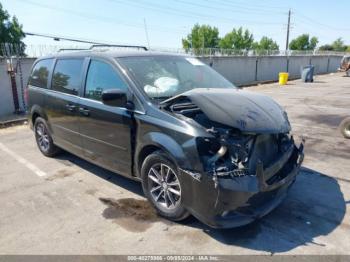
[2,0,350,49]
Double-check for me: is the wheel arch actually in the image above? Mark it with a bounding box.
[135,132,192,178]
[30,105,49,130]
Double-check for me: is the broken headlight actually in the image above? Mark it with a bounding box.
[196,137,222,160]
[197,132,256,179]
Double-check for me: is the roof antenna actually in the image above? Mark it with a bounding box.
[143,18,151,50]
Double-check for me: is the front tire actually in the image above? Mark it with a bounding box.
[339,117,350,139]
[141,151,189,221]
[34,117,61,157]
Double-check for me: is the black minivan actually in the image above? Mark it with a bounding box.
[28,46,304,228]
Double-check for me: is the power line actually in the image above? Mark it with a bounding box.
[203,0,288,12]
[16,0,189,34]
[216,0,290,10]
[19,0,349,47]
[174,0,285,16]
[110,0,284,26]
[295,12,350,31]
[292,18,341,41]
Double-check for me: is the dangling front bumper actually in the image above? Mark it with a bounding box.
[180,142,304,228]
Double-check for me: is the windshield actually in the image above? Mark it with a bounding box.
[118,56,236,99]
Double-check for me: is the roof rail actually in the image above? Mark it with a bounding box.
[57,48,90,52]
[90,44,148,51]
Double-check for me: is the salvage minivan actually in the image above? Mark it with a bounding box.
[28,45,304,228]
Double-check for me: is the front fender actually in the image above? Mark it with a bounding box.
[137,132,193,170]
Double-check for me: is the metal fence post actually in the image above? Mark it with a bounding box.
[327,56,330,73]
[255,58,258,82]
[7,59,20,113]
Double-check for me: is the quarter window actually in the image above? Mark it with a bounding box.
[52,59,84,95]
[85,60,128,101]
[29,59,53,89]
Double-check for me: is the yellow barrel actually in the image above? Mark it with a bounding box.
[279,72,289,85]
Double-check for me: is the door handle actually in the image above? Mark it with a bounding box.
[79,107,90,116]
[65,104,76,111]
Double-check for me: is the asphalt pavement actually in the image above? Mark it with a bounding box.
[0,73,349,255]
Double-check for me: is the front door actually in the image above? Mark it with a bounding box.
[78,59,133,176]
[45,58,85,156]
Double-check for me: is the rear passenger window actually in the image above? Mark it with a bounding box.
[85,60,128,101]
[52,59,84,95]
[29,59,53,89]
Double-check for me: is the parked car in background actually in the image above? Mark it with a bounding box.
[339,55,350,76]
[27,45,304,228]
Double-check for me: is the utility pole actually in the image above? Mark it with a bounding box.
[285,9,291,51]
[143,18,151,50]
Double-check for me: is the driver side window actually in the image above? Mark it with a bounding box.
[85,60,128,101]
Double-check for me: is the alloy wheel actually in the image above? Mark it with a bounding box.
[147,163,181,210]
[36,123,50,152]
[344,123,350,137]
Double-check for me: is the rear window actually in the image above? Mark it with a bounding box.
[29,59,54,89]
[52,59,84,95]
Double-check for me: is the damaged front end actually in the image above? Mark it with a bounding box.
[162,88,304,228]
[196,130,303,189]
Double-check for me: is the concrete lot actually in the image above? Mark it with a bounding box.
[0,73,349,255]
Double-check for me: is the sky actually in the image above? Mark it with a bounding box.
[2,0,350,51]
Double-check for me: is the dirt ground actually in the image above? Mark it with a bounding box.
[0,73,349,255]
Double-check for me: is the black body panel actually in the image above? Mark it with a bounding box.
[162,88,291,133]
[45,90,82,156]
[78,98,133,176]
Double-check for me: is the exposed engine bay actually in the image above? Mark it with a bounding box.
[161,88,296,186]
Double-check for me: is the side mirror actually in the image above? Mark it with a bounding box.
[102,89,128,108]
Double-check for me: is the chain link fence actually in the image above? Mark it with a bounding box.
[1,43,349,58]
[0,43,29,116]
[175,48,349,57]
[0,43,347,119]
[0,43,26,57]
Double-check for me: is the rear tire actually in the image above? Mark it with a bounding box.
[339,117,350,139]
[141,151,189,221]
[34,117,61,157]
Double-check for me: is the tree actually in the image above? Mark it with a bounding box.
[318,38,348,52]
[289,34,318,50]
[182,24,219,51]
[346,46,350,53]
[331,38,347,52]
[318,44,334,51]
[0,3,25,56]
[219,27,254,50]
[252,36,279,50]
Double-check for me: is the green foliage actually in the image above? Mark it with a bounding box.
[219,27,254,50]
[181,25,349,55]
[318,44,334,51]
[331,38,347,52]
[182,24,219,52]
[319,38,348,52]
[289,34,318,50]
[0,3,25,56]
[252,36,279,50]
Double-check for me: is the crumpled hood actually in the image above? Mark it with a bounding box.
[164,88,291,133]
